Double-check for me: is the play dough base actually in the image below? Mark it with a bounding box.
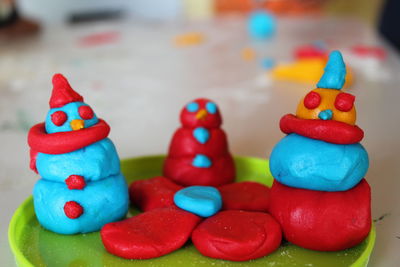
[9,155,376,267]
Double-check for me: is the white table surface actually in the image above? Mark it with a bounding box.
[1,15,399,267]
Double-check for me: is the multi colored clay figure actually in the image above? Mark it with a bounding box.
[163,98,235,187]
[101,99,281,261]
[268,51,372,251]
[28,74,129,235]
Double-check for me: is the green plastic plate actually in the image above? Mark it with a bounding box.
[9,155,375,267]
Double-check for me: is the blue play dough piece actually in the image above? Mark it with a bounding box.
[36,138,120,183]
[186,102,199,112]
[317,50,346,90]
[33,173,129,234]
[174,186,222,217]
[318,109,333,120]
[193,127,210,144]
[192,154,212,168]
[248,10,276,40]
[45,102,99,134]
[205,102,217,114]
[270,134,369,192]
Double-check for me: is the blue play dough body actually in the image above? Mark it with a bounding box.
[174,186,222,217]
[45,102,99,133]
[33,173,129,234]
[270,134,369,191]
[36,138,120,183]
[192,154,212,168]
[248,11,276,40]
[317,50,346,90]
[193,127,210,144]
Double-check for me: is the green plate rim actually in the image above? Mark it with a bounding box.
[8,155,376,267]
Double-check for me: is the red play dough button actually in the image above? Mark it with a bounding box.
[101,207,201,259]
[269,179,371,251]
[218,181,270,212]
[192,210,282,261]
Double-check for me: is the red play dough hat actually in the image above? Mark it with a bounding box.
[49,74,84,108]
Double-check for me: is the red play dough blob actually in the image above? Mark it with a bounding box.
[28,119,110,154]
[163,155,235,187]
[101,207,201,259]
[269,179,371,251]
[167,128,229,158]
[65,175,86,190]
[280,114,364,144]
[129,176,183,211]
[192,210,282,261]
[64,201,84,219]
[218,181,270,212]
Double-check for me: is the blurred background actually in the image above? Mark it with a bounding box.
[1,0,400,267]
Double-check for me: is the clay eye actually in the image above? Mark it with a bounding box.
[186,102,199,112]
[79,106,94,120]
[51,111,67,126]
[335,92,355,112]
[304,91,321,109]
[206,102,217,114]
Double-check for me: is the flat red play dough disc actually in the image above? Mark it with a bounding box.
[218,181,270,212]
[269,179,371,251]
[101,207,201,259]
[129,176,183,212]
[192,210,282,261]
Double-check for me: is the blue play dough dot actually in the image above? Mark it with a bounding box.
[192,154,212,168]
[248,11,276,40]
[260,58,275,69]
[205,102,217,114]
[174,186,222,217]
[318,109,333,120]
[186,102,199,112]
[193,127,210,144]
[317,50,346,90]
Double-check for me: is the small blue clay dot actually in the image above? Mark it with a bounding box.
[205,102,217,114]
[193,127,210,144]
[174,186,222,217]
[248,11,276,40]
[192,154,212,168]
[318,109,333,120]
[260,58,275,69]
[186,102,199,112]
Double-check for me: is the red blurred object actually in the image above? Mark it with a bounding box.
[351,45,387,60]
[295,44,328,60]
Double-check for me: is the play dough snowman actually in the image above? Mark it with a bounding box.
[163,98,235,186]
[268,51,372,251]
[28,74,129,235]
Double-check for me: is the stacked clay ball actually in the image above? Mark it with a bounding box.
[28,74,129,234]
[268,51,372,251]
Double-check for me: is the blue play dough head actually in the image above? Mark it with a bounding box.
[45,102,99,133]
[248,10,276,40]
[269,134,369,192]
[174,186,222,217]
[317,50,346,90]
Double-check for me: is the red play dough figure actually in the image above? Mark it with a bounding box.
[192,210,282,261]
[218,181,270,212]
[163,98,235,187]
[129,176,183,212]
[268,179,371,251]
[101,207,201,259]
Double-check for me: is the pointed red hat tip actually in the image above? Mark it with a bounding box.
[49,74,84,108]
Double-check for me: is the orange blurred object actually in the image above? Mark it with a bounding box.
[215,0,323,15]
